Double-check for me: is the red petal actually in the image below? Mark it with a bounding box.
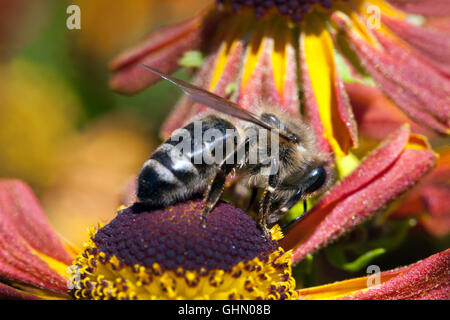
[333,13,450,134]
[109,8,221,94]
[160,28,244,138]
[0,180,72,264]
[0,282,41,300]
[382,15,450,76]
[341,249,450,300]
[388,0,450,16]
[159,54,217,138]
[419,184,450,236]
[392,148,450,236]
[426,16,450,33]
[0,180,70,293]
[281,125,437,264]
[346,82,436,139]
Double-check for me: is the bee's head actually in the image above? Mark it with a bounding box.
[301,165,327,195]
[282,162,333,199]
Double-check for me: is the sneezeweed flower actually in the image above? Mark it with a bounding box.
[1,124,448,300]
[109,0,450,160]
[0,180,297,300]
[70,201,296,300]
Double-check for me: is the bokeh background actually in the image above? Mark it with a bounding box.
[0,0,209,245]
[0,0,448,288]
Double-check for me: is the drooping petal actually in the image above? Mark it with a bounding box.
[161,15,246,138]
[160,55,217,139]
[388,0,450,16]
[0,180,72,264]
[391,147,450,237]
[0,282,41,300]
[109,7,221,94]
[0,180,71,295]
[237,17,300,115]
[297,249,450,300]
[238,23,272,112]
[346,82,436,140]
[300,14,358,157]
[281,125,437,264]
[381,14,450,76]
[426,16,450,33]
[332,12,450,134]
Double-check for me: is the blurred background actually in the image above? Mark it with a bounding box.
[0,0,209,245]
[0,0,448,288]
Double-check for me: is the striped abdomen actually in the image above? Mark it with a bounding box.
[136,116,238,208]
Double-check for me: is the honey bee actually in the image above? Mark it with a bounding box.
[133,65,334,237]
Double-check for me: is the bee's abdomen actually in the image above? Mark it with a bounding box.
[137,116,238,207]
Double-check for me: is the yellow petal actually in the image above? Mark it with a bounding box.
[301,14,352,157]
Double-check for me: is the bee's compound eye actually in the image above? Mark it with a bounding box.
[303,166,326,194]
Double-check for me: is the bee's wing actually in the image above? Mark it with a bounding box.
[141,64,292,141]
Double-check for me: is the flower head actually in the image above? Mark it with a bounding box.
[70,199,297,300]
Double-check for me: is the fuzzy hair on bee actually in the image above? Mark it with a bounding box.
[133,65,335,238]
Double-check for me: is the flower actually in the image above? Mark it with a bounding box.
[0,181,296,300]
[70,200,296,300]
[1,124,447,300]
[109,0,450,161]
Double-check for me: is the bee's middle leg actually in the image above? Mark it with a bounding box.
[201,136,256,227]
[258,158,279,239]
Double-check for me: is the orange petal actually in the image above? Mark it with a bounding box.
[298,249,450,300]
[281,125,437,264]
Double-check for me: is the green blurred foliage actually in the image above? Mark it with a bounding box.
[17,0,188,133]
